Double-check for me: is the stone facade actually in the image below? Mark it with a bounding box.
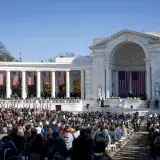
[1,29,160,100]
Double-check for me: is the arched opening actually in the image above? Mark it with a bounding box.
[110,42,146,99]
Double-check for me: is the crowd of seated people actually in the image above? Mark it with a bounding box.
[56,92,81,99]
[0,92,81,100]
[148,114,160,159]
[0,107,137,160]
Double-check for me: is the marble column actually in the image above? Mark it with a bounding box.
[22,71,26,99]
[36,71,41,98]
[109,69,112,96]
[115,71,119,96]
[6,71,11,98]
[106,67,110,98]
[25,72,28,97]
[51,71,55,98]
[41,72,44,94]
[146,64,151,100]
[66,71,70,98]
[81,70,85,99]
[151,67,155,101]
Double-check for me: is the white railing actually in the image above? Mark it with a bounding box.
[0,99,82,103]
[0,99,82,109]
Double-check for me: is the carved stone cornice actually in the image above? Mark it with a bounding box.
[89,29,160,50]
[149,41,160,44]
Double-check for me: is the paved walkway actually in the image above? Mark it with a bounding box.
[112,121,151,160]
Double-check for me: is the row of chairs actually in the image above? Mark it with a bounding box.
[106,132,134,157]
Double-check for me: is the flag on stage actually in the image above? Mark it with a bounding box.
[132,71,146,96]
[58,72,65,85]
[0,73,4,85]
[28,72,34,85]
[12,72,19,85]
[43,72,50,84]
[118,71,131,95]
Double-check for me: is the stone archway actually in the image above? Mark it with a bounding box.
[110,42,146,67]
[109,42,146,98]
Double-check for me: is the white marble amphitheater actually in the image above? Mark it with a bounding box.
[1,29,160,114]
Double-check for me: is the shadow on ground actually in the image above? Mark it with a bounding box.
[113,120,151,160]
[113,132,151,160]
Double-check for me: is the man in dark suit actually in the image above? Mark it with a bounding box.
[155,98,159,109]
[101,98,104,108]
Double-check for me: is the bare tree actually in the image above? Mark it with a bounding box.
[47,57,55,62]
[0,41,19,62]
[57,52,76,57]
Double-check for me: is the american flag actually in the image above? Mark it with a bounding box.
[12,72,19,86]
[43,72,50,84]
[132,71,146,96]
[0,73,4,85]
[118,71,131,95]
[58,72,65,85]
[28,72,34,85]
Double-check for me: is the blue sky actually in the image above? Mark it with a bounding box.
[0,0,160,61]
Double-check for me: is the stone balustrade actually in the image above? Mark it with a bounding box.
[0,99,83,111]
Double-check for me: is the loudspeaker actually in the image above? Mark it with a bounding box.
[86,104,89,108]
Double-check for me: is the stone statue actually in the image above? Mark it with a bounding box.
[97,85,102,100]
[155,82,160,98]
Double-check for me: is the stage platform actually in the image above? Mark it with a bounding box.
[82,98,147,109]
[82,99,160,115]
[82,106,160,116]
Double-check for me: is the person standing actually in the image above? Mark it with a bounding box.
[101,98,104,108]
[146,100,150,109]
[97,97,100,106]
[155,98,159,109]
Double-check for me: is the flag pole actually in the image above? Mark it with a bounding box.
[20,52,22,62]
